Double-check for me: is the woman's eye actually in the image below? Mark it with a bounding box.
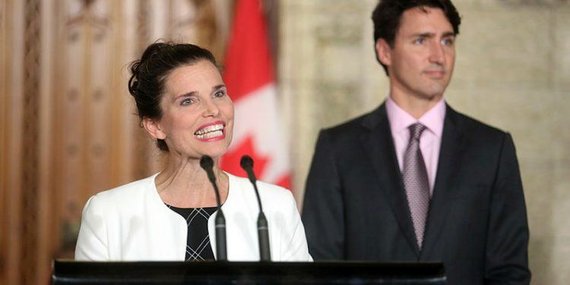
[214,90,226,98]
[180,97,196,106]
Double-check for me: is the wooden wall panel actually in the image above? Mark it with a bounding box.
[37,0,57,282]
[21,1,42,283]
[0,0,6,281]
[2,1,26,285]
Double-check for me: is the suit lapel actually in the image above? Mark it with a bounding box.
[421,106,465,257]
[360,103,420,254]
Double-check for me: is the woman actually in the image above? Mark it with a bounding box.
[74,42,312,262]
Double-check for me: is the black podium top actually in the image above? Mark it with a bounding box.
[52,260,446,285]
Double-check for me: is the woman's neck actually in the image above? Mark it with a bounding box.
[155,158,228,208]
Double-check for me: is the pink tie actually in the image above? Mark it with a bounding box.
[403,123,430,248]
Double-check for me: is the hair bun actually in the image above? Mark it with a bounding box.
[127,61,141,97]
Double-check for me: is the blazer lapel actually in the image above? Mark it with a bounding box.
[360,103,420,255]
[421,105,465,257]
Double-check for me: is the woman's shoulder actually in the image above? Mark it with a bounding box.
[226,173,296,209]
[86,174,158,207]
[227,173,291,195]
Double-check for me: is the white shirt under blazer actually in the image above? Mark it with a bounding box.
[75,172,313,262]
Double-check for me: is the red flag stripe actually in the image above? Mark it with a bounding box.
[223,0,274,101]
[221,0,291,190]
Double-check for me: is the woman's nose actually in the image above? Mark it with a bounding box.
[202,99,220,117]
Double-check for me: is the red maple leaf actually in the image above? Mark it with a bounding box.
[221,135,292,190]
[221,135,270,179]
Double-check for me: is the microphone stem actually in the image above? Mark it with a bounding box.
[199,156,227,261]
[248,173,271,261]
[250,177,264,213]
[240,156,271,261]
[211,176,222,209]
[258,213,270,261]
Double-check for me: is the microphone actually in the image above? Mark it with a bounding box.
[200,155,227,261]
[240,155,271,261]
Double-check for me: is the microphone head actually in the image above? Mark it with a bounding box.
[200,155,214,170]
[240,155,254,169]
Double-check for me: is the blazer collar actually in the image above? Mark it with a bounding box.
[420,105,466,258]
[360,102,422,254]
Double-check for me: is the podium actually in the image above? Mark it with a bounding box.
[52,260,445,284]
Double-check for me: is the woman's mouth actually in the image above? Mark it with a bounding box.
[194,123,225,140]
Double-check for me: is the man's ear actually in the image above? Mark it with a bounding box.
[142,117,166,140]
[375,39,392,66]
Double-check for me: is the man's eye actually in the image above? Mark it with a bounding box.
[442,38,455,46]
[414,37,425,44]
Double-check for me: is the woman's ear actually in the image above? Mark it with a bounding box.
[375,39,392,66]
[142,117,166,140]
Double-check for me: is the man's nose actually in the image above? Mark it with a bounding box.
[428,42,445,64]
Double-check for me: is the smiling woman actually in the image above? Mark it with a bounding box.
[142,60,234,159]
[74,41,312,262]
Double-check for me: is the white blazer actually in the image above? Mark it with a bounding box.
[75,173,312,262]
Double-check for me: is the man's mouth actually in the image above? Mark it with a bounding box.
[424,70,446,79]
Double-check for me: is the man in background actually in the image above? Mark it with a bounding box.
[301,0,530,284]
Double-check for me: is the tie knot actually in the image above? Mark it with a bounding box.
[409,123,427,142]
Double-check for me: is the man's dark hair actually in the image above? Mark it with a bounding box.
[372,0,461,75]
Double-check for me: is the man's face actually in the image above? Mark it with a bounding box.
[376,7,456,103]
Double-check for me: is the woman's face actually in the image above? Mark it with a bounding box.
[145,60,234,159]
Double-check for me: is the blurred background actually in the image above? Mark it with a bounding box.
[1,0,569,284]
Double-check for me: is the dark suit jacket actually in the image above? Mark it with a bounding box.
[302,103,530,285]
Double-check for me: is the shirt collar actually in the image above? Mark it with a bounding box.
[386,96,446,138]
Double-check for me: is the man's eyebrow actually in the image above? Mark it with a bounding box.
[411,32,435,38]
[409,31,456,40]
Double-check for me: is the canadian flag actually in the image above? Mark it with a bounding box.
[221,0,291,189]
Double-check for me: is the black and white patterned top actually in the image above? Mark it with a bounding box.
[166,205,217,261]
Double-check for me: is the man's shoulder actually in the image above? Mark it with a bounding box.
[321,105,385,137]
[447,107,511,141]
